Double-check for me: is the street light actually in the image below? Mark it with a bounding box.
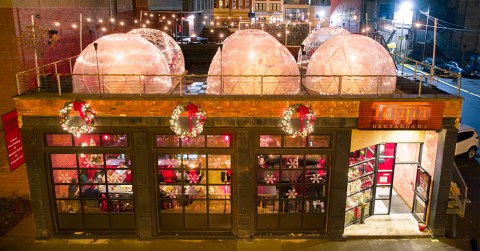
[397,2,413,62]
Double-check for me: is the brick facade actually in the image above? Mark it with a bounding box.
[13,98,463,119]
[0,6,29,197]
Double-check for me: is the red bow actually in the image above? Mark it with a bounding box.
[185,103,199,132]
[73,101,86,120]
[297,105,309,132]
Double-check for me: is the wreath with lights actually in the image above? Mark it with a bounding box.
[170,102,206,138]
[59,100,96,138]
[281,103,315,138]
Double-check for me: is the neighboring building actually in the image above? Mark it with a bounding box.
[329,0,361,33]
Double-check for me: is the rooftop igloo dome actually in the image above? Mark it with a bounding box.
[305,34,396,95]
[298,27,349,65]
[207,29,300,95]
[73,33,172,94]
[128,28,185,76]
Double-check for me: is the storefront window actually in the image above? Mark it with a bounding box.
[259,135,281,147]
[74,134,100,147]
[51,153,134,214]
[284,136,306,147]
[158,154,231,216]
[308,135,331,148]
[181,136,206,147]
[46,134,73,146]
[155,137,233,230]
[207,135,231,147]
[257,154,327,215]
[156,135,180,147]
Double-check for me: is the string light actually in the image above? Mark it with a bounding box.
[54,22,60,26]
[110,18,115,23]
[72,24,77,28]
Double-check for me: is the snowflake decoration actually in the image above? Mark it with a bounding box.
[310,174,322,184]
[84,157,95,168]
[168,188,177,198]
[286,188,297,198]
[211,157,223,169]
[187,173,200,184]
[287,158,298,169]
[264,174,277,184]
[59,173,72,183]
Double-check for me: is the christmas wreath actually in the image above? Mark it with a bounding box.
[170,102,206,138]
[59,100,96,138]
[281,103,315,137]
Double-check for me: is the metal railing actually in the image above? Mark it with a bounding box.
[448,162,470,218]
[395,53,463,97]
[15,55,461,98]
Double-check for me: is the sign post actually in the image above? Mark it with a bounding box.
[2,110,25,172]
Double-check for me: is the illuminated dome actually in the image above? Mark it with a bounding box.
[128,28,185,76]
[73,33,172,94]
[298,27,349,64]
[305,34,396,95]
[207,29,300,95]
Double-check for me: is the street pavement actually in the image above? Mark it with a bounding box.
[0,214,475,251]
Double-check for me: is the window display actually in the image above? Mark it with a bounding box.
[157,153,232,225]
[52,153,134,215]
[256,154,327,214]
[345,146,376,226]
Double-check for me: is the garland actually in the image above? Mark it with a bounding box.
[170,102,206,138]
[59,100,96,138]
[281,103,315,137]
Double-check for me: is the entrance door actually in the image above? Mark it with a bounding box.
[373,143,396,215]
[412,166,431,222]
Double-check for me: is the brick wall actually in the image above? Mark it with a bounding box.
[0,6,29,197]
[13,98,462,119]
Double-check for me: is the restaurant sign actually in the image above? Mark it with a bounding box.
[2,110,25,172]
[358,101,444,130]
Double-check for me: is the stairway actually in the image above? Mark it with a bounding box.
[447,163,469,218]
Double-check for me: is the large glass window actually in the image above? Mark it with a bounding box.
[46,133,133,230]
[256,134,331,231]
[52,153,134,215]
[155,134,232,230]
[257,154,327,215]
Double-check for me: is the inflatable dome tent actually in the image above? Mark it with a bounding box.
[207,29,300,95]
[128,28,185,76]
[305,34,396,95]
[73,33,172,94]
[298,27,349,65]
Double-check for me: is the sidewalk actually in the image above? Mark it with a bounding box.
[0,214,473,251]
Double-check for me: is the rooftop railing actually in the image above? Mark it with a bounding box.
[15,54,462,98]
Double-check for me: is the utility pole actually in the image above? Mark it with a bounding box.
[429,18,437,86]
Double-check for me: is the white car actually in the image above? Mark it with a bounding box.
[455,125,479,159]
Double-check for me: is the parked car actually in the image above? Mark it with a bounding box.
[462,64,480,79]
[455,125,479,159]
[179,37,209,44]
[422,58,462,76]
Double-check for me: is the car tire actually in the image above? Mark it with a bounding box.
[466,147,477,159]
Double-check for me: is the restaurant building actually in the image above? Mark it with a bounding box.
[13,93,462,239]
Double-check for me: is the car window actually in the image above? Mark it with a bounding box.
[457,131,474,143]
